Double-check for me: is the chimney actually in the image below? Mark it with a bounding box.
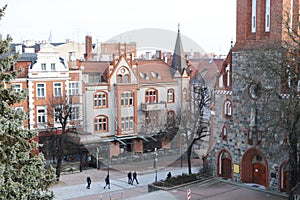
[155,50,162,59]
[84,35,93,61]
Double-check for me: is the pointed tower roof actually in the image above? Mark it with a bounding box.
[171,23,186,75]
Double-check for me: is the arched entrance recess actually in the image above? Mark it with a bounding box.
[241,148,269,188]
[279,161,289,192]
[217,149,232,179]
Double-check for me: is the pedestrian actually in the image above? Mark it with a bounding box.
[86,176,91,189]
[127,171,133,184]
[104,175,110,189]
[166,172,171,180]
[132,171,139,184]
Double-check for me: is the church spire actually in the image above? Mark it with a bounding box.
[171,23,186,75]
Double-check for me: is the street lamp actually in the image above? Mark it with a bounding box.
[154,148,158,182]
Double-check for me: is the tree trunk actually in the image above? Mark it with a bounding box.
[288,129,298,200]
[56,136,63,181]
[187,143,193,175]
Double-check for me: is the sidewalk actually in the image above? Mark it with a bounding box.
[51,167,198,200]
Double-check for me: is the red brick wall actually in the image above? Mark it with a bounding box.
[235,0,287,50]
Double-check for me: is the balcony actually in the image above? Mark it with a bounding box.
[141,102,166,111]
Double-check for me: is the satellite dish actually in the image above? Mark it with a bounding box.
[80,65,85,70]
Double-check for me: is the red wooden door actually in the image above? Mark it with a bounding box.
[253,163,266,187]
[283,171,289,192]
[221,158,231,179]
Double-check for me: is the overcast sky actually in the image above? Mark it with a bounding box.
[0,0,236,55]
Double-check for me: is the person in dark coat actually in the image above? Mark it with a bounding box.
[86,176,91,189]
[132,171,139,184]
[127,171,133,184]
[166,172,172,180]
[104,175,110,189]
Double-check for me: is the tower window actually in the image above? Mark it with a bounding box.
[252,0,257,33]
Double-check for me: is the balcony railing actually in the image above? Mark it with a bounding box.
[141,102,166,111]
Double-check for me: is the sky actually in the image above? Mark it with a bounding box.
[0,0,236,55]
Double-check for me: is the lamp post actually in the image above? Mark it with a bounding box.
[154,148,158,182]
[96,147,99,170]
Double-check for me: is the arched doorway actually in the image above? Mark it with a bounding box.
[279,161,289,192]
[218,150,232,179]
[241,148,269,188]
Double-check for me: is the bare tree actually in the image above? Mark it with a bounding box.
[46,96,73,181]
[178,85,211,174]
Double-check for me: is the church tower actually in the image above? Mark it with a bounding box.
[235,0,299,50]
[210,0,299,193]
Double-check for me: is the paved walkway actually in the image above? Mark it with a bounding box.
[51,167,197,200]
[50,159,288,200]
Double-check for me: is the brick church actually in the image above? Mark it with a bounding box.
[209,0,299,193]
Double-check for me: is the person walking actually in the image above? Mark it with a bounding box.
[132,171,139,184]
[86,176,91,189]
[104,175,110,189]
[127,171,133,184]
[166,172,172,180]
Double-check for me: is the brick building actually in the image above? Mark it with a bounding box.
[210,0,299,193]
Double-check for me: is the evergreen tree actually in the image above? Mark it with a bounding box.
[0,5,55,199]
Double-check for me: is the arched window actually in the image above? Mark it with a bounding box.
[145,89,157,103]
[94,91,107,108]
[222,126,228,140]
[167,89,175,103]
[94,115,108,132]
[124,74,130,83]
[224,100,232,116]
[117,75,122,83]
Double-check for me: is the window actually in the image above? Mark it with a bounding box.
[252,0,257,33]
[94,92,107,107]
[70,106,80,120]
[117,75,122,83]
[248,129,253,145]
[53,83,62,97]
[51,63,56,71]
[124,74,129,83]
[54,106,61,123]
[12,84,22,92]
[121,92,133,106]
[145,89,157,103]
[224,100,232,116]
[69,82,79,95]
[226,64,230,87]
[37,83,45,97]
[265,0,270,32]
[37,107,46,123]
[183,88,187,101]
[167,110,176,127]
[41,63,46,71]
[121,116,134,130]
[94,115,108,132]
[222,126,228,140]
[167,89,175,103]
